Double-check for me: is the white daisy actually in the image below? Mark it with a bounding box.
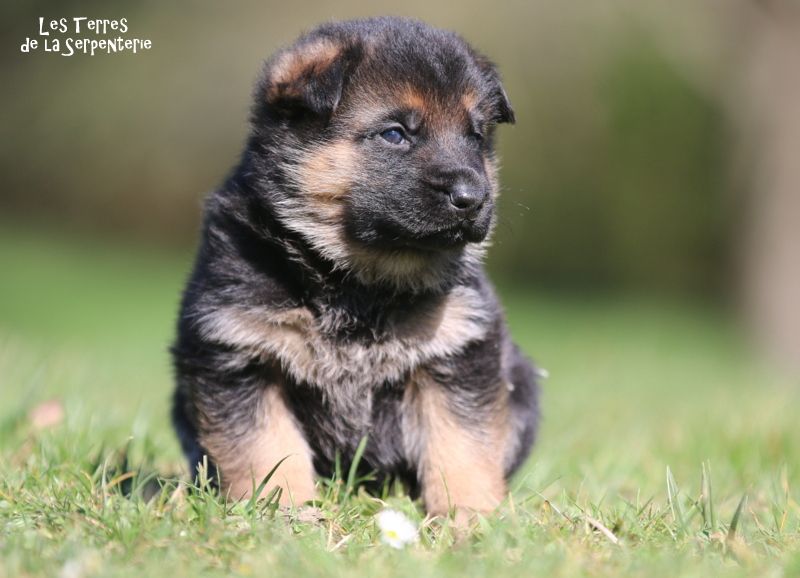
[375,509,419,549]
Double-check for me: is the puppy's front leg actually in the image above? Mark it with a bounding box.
[408,374,509,517]
[197,382,316,506]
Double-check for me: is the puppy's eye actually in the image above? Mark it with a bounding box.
[469,130,484,143]
[380,128,407,145]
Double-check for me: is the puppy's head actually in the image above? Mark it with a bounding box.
[252,17,514,290]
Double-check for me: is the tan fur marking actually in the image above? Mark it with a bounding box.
[410,373,509,516]
[276,138,356,272]
[401,85,458,132]
[202,387,316,505]
[399,86,427,111]
[298,141,357,200]
[267,39,340,101]
[461,90,479,114]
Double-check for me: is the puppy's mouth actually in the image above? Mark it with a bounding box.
[375,218,489,253]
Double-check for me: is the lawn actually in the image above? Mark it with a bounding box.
[1,226,798,577]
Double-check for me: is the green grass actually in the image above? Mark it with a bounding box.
[1,226,798,578]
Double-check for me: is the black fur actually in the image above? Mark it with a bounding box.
[171,16,539,507]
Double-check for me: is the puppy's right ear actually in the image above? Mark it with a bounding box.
[473,53,515,125]
[262,37,358,119]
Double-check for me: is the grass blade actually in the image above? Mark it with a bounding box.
[666,466,687,537]
[345,435,369,499]
[726,493,747,543]
[248,455,291,510]
[701,461,716,531]
[585,514,621,546]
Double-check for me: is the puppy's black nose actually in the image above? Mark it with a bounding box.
[448,181,484,213]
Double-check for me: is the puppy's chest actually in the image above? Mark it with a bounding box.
[199,285,491,393]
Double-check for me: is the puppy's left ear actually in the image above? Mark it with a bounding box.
[474,54,515,125]
[263,37,359,118]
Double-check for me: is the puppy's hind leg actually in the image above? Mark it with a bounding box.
[503,343,541,477]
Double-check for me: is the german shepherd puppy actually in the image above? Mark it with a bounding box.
[171,17,540,517]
